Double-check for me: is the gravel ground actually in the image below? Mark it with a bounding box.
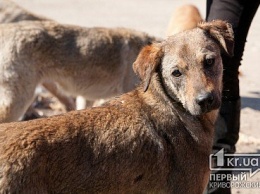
[11,1,260,193]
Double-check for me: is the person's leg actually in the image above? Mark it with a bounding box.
[223,1,260,148]
[206,0,259,193]
[207,0,260,151]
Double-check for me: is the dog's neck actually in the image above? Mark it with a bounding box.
[141,74,215,144]
[144,73,189,117]
[150,72,218,126]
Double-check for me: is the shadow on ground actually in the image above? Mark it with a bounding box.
[241,95,260,111]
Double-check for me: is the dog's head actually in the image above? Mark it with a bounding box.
[133,20,234,116]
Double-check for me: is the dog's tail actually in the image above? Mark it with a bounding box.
[166,4,203,37]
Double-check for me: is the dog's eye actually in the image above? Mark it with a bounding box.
[205,58,215,66]
[172,69,182,77]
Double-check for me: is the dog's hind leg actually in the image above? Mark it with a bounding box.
[43,81,95,111]
[42,80,76,111]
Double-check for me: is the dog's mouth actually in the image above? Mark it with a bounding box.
[199,100,220,114]
[188,95,221,116]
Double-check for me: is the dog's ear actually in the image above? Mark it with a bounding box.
[133,44,163,92]
[198,20,234,56]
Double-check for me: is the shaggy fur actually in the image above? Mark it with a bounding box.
[0,0,159,120]
[0,20,233,193]
[0,20,158,123]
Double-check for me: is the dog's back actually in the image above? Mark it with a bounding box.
[0,21,155,97]
[0,88,210,194]
[166,4,202,36]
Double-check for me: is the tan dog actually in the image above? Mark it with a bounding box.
[0,0,77,117]
[0,0,159,118]
[0,20,158,123]
[0,20,234,193]
[166,4,202,36]
[0,0,77,113]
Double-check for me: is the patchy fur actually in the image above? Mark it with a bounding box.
[0,20,234,193]
[0,1,160,121]
[198,20,234,56]
[0,20,158,123]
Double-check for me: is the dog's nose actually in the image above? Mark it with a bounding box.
[196,92,214,107]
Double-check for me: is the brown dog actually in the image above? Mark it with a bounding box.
[0,20,233,193]
[166,4,202,36]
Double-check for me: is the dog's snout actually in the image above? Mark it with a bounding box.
[196,92,214,107]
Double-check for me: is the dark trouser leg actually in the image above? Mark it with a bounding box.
[217,56,240,149]
[206,0,259,193]
[207,0,260,151]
